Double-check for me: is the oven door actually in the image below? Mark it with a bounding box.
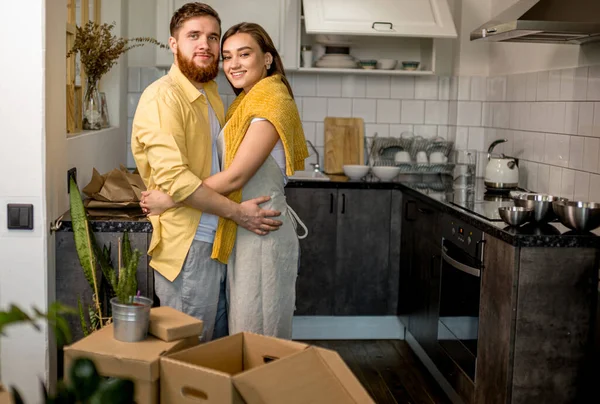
[437,238,482,382]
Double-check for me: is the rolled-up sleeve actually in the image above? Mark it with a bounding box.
[133,95,202,203]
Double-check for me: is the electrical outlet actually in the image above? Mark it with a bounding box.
[67,167,77,193]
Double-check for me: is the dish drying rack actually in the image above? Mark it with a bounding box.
[369,134,455,175]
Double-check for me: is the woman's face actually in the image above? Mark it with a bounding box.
[221,32,272,93]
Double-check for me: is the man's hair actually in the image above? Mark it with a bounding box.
[170,2,221,37]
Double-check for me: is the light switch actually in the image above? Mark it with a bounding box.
[7,204,33,230]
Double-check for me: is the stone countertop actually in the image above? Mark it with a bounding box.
[58,175,600,248]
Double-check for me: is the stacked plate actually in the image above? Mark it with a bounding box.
[315,54,359,69]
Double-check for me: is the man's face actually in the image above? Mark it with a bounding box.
[169,15,220,83]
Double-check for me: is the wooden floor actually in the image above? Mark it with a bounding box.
[300,340,451,404]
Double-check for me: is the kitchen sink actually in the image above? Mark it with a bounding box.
[288,170,331,182]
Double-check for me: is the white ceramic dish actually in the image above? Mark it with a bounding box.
[343,165,370,180]
[372,166,401,181]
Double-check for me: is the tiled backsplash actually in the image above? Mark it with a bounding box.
[127,65,600,202]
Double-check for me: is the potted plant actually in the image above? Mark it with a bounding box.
[68,175,150,342]
[66,21,167,130]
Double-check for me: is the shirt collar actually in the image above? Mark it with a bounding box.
[168,64,217,103]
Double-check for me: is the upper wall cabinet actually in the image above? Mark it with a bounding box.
[155,0,300,68]
[302,0,457,38]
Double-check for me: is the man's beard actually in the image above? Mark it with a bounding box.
[177,51,219,83]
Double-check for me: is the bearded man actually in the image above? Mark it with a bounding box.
[131,2,282,342]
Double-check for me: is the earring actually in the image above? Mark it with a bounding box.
[266,63,271,70]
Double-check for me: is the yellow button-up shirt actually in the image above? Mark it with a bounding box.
[131,64,225,281]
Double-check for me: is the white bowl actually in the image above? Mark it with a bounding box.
[372,166,401,181]
[343,165,370,180]
[377,59,397,70]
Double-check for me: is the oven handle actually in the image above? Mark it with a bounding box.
[442,246,481,278]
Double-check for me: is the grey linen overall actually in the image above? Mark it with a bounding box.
[217,129,306,338]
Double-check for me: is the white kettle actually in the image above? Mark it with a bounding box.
[484,139,519,190]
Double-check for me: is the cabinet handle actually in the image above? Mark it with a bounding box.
[329,193,334,214]
[372,21,394,31]
[341,193,346,214]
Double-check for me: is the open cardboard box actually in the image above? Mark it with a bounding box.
[160,332,374,403]
[63,324,199,404]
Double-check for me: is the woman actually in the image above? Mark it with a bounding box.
[141,22,309,339]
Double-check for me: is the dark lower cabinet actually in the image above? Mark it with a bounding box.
[286,186,399,316]
[285,188,337,315]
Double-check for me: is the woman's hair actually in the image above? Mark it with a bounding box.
[221,22,294,98]
[170,2,221,37]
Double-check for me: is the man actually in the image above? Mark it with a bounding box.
[131,2,281,342]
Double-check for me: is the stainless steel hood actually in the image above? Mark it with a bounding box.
[470,0,600,45]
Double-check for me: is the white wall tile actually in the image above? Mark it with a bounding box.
[315,122,324,146]
[317,75,342,97]
[292,74,317,96]
[593,102,600,137]
[506,74,517,102]
[544,133,570,167]
[564,102,580,135]
[509,103,521,130]
[414,125,438,138]
[366,76,391,98]
[455,127,469,149]
[352,99,377,123]
[484,128,498,152]
[549,165,563,195]
[295,98,303,119]
[492,102,510,128]
[414,76,438,100]
[127,93,141,118]
[390,76,415,99]
[548,102,566,134]
[583,137,600,172]
[128,67,141,92]
[390,124,414,138]
[301,122,316,144]
[376,99,401,123]
[532,132,546,163]
[574,172,590,201]
[547,70,562,101]
[457,76,470,101]
[327,98,352,117]
[365,123,390,138]
[587,65,600,101]
[589,174,600,201]
[425,101,449,125]
[519,103,532,131]
[482,102,493,127]
[302,97,327,121]
[437,125,450,139]
[569,136,584,169]
[401,100,425,124]
[448,101,458,126]
[525,72,538,101]
[514,74,527,101]
[470,76,487,101]
[560,67,588,101]
[537,71,549,101]
[526,162,538,191]
[341,75,366,98]
[438,77,451,100]
[467,127,485,151]
[456,101,482,127]
[487,76,506,101]
[537,164,550,193]
[578,102,594,136]
[560,168,575,199]
[519,160,529,187]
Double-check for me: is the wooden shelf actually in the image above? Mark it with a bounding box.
[294,67,434,76]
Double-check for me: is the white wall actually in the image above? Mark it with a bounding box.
[452,0,492,76]
[0,1,50,402]
[488,0,600,75]
[128,0,158,67]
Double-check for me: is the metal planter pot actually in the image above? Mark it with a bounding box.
[110,296,152,342]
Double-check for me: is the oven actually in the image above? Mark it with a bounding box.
[437,215,484,391]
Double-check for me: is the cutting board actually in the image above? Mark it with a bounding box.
[323,117,364,175]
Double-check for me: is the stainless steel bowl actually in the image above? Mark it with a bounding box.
[552,200,600,232]
[498,206,533,227]
[513,194,568,223]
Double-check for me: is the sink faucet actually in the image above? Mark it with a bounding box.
[306,140,320,172]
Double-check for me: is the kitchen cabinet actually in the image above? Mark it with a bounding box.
[286,187,400,316]
[155,0,300,69]
[400,195,441,357]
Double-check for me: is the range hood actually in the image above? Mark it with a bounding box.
[470,0,600,45]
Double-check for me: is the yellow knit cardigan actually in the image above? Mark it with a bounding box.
[211,74,309,263]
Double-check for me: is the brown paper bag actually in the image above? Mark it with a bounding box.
[82,166,147,211]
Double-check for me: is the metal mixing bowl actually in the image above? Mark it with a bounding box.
[552,200,600,232]
[498,206,533,227]
[513,194,568,223]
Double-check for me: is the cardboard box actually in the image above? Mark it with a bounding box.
[149,306,204,342]
[0,384,12,404]
[160,332,374,403]
[63,324,198,404]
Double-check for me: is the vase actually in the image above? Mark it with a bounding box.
[110,296,152,342]
[83,78,102,130]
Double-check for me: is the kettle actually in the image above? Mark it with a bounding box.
[484,139,519,190]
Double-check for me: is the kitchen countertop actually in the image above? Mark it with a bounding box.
[58,174,600,248]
